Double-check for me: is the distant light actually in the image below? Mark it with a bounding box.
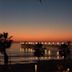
[57,51,59,55]
[20,48,24,52]
[28,42,31,44]
[48,50,51,55]
[45,50,47,55]
[35,42,38,44]
[41,42,44,44]
[57,51,60,59]
[57,42,60,45]
[35,64,37,72]
[61,42,64,44]
[44,42,47,44]
[44,57,48,59]
[30,49,33,52]
[67,68,70,72]
[48,42,51,45]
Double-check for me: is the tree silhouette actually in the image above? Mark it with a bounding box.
[0,32,13,65]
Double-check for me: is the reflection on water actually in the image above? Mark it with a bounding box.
[0,56,64,65]
[0,42,72,64]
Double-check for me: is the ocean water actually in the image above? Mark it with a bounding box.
[0,42,72,64]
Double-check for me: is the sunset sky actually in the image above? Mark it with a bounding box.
[0,0,72,41]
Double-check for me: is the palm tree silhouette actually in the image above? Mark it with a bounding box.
[0,32,13,65]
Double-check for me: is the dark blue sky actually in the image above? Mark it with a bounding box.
[0,0,72,41]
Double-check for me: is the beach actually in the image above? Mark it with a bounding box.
[0,59,72,72]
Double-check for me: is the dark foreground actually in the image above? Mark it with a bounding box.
[0,59,72,72]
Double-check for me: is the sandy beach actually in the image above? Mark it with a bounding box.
[0,59,72,72]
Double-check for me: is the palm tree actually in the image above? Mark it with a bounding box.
[0,32,13,65]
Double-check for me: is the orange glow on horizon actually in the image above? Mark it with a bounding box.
[1,26,72,41]
[11,31,72,41]
[13,35,72,41]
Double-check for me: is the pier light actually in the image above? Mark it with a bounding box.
[30,42,32,44]
[30,48,32,52]
[35,42,38,44]
[35,64,37,72]
[35,57,38,60]
[48,42,51,45]
[67,68,70,72]
[45,50,47,55]
[57,51,60,59]
[57,51,59,56]
[28,48,31,52]
[30,48,33,52]
[48,49,51,55]
[61,42,64,44]
[57,42,60,45]
[44,42,47,44]
[44,57,48,60]
[28,42,31,44]
[20,48,24,52]
[40,41,42,44]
